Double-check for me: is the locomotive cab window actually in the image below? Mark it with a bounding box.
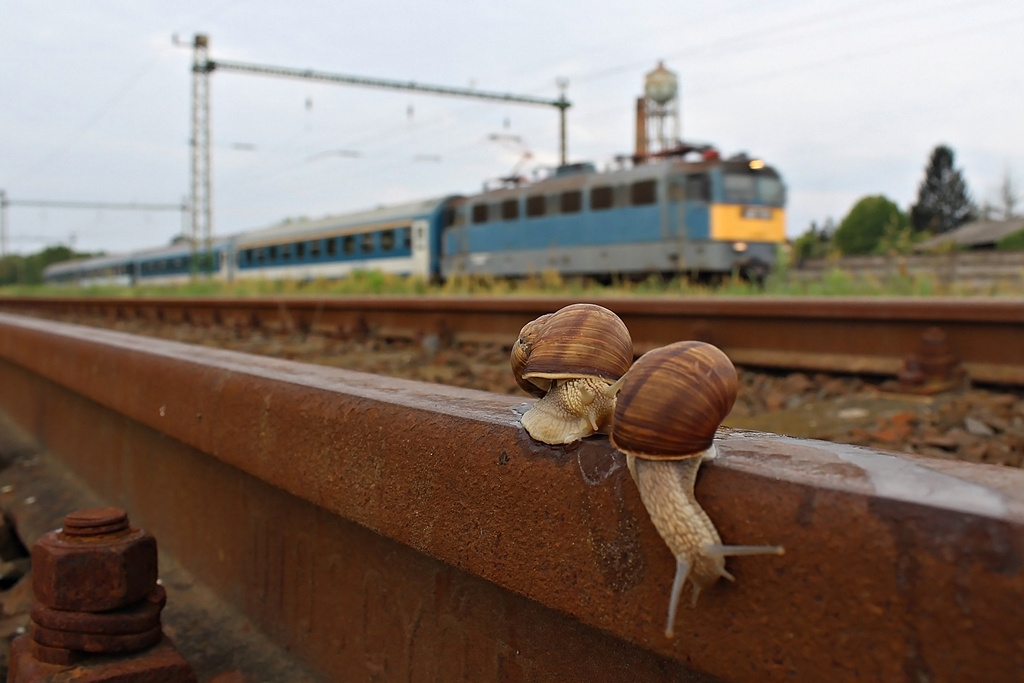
[591,185,614,210]
[759,175,786,205]
[723,174,756,204]
[630,180,658,206]
[560,190,582,214]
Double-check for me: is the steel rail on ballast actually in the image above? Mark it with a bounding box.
[2,295,1023,385]
[0,311,1021,681]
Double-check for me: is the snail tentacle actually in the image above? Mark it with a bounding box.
[667,556,690,638]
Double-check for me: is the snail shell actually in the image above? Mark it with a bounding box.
[511,313,554,398]
[610,341,737,461]
[522,303,633,382]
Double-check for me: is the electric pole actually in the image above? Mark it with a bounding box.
[191,34,213,274]
[183,34,571,274]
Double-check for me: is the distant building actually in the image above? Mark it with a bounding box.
[917,218,1024,251]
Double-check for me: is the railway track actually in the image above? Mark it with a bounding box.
[0,306,1023,681]
[2,294,1024,386]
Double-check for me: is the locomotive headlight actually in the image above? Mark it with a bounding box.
[749,159,765,170]
[733,241,749,252]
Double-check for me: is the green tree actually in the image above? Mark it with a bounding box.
[833,195,907,255]
[910,145,977,233]
[0,245,91,286]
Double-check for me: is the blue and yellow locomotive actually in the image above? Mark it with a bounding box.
[441,151,785,281]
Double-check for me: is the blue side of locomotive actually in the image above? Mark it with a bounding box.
[440,156,785,279]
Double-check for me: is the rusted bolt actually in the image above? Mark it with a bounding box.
[31,585,166,637]
[9,507,197,681]
[31,507,158,612]
[898,326,965,394]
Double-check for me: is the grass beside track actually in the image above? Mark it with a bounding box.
[3,263,1024,298]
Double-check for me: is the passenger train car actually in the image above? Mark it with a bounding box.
[43,152,786,287]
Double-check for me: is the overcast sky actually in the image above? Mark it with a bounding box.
[2,0,1022,256]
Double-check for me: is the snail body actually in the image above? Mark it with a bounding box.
[514,303,632,444]
[611,341,783,637]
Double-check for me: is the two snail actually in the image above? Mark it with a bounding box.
[513,303,783,638]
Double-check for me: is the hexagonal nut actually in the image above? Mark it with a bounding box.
[32,528,158,612]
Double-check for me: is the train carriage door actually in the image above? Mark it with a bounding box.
[683,173,711,241]
[411,219,429,276]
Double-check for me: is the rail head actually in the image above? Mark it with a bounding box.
[0,311,1021,680]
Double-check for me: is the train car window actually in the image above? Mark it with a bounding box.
[296,242,306,259]
[269,246,278,262]
[560,190,582,214]
[723,174,756,203]
[591,186,614,210]
[311,240,321,258]
[526,195,546,217]
[451,209,466,227]
[381,229,396,252]
[685,174,710,201]
[630,180,658,206]
[471,204,489,224]
[327,238,338,257]
[360,233,374,253]
[282,244,292,261]
[402,227,412,250]
[342,236,355,255]
[501,198,519,220]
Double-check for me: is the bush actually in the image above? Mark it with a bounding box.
[833,195,908,255]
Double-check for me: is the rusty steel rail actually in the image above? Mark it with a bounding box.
[2,294,1024,386]
[0,311,1023,681]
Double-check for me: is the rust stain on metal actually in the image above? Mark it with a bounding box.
[1,312,1024,681]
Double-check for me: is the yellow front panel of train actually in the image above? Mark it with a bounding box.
[710,205,786,242]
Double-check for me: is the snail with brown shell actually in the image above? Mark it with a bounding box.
[513,303,632,444]
[610,341,784,638]
[511,313,553,399]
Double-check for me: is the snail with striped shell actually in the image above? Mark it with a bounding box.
[513,303,632,444]
[610,341,784,638]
